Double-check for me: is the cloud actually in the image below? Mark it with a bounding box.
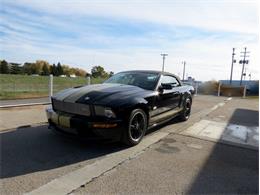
[0,0,259,80]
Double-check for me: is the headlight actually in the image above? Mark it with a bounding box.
[46,104,53,111]
[94,106,116,118]
[45,105,53,119]
[104,108,116,118]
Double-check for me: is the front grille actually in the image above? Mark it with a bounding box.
[52,98,91,116]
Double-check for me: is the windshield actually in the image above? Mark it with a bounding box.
[104,72,160,90]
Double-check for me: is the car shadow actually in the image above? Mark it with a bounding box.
[186,108,259,194]
[1,112,186,179]
[0,125,126,179]
[0,105,208,180]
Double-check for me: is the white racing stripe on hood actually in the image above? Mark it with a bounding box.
[63,84,113,103]
[54,87,82,101]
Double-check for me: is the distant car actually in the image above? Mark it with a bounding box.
[46,70,194,146]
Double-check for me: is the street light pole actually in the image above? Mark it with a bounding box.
[161,54,168,72]
[182,61,186,81]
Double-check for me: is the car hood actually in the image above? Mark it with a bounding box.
[53,83,153,106]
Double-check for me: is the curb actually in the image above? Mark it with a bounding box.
[0,102,51,108]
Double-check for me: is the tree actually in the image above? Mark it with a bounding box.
[56,62,63,76]
[66,67,85,77]
[109,71,114,77]
[10,63,22,74]
[75,68,86,77]
[35,60,49,75]
[85,72,91,77]
[91,65,108,78]
[50,64,58,76]
[0,60,9,74]
[62,65,72,76]
[23,62,34,75]
[42,64,50,75]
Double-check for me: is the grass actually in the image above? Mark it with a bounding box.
[0,74,106,100]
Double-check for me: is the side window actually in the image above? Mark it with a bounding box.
[160,75,180,87]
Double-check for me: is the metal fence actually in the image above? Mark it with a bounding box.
[0,75,91,100]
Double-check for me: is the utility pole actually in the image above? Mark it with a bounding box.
[182,61,186,81]
[239,47,250,86]
[161,54,168,72]
[244,68,247,81]
[229,48,236,84]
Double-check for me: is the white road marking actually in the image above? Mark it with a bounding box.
[186,143,203,150]
[210,105,219,111]
[218,102,225,107]
[210,101,227,112]
[26,132,169,195]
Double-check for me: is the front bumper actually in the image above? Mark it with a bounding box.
[46,107,124,140]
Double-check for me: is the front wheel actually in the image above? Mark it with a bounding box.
[179,97,192,121]
[121,109,147,146]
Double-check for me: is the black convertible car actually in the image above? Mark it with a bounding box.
[46,70,194,146]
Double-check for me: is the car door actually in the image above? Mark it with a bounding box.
[150,74,182,124]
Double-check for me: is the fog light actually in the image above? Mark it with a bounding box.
[93,123,118,128]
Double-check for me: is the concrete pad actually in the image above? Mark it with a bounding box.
[181,119,258,149]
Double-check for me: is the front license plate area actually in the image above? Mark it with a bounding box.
[58,115,71,128]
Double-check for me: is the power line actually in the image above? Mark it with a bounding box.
[161,54,168,72]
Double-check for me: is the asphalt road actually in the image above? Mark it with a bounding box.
[75,134,258,194]
[75,97,259,194]
[1,95,257,194]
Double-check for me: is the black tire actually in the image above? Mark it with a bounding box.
[121,109,147,146]
[179,97,192,121]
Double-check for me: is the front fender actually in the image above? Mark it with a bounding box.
[113,97,149,120]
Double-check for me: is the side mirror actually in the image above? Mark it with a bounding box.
[158,83,172,93]
[161,83,173,90]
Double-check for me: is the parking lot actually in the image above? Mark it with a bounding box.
[0,95,258,194]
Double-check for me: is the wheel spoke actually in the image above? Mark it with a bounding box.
[129,113,145,141]
[185,102,191,117]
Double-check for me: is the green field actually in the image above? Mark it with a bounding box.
[0,74,106,100]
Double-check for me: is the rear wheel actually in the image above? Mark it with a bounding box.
[179,97,192,121]
[121,109,147,146]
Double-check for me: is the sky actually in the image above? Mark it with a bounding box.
[0,0,259,81]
